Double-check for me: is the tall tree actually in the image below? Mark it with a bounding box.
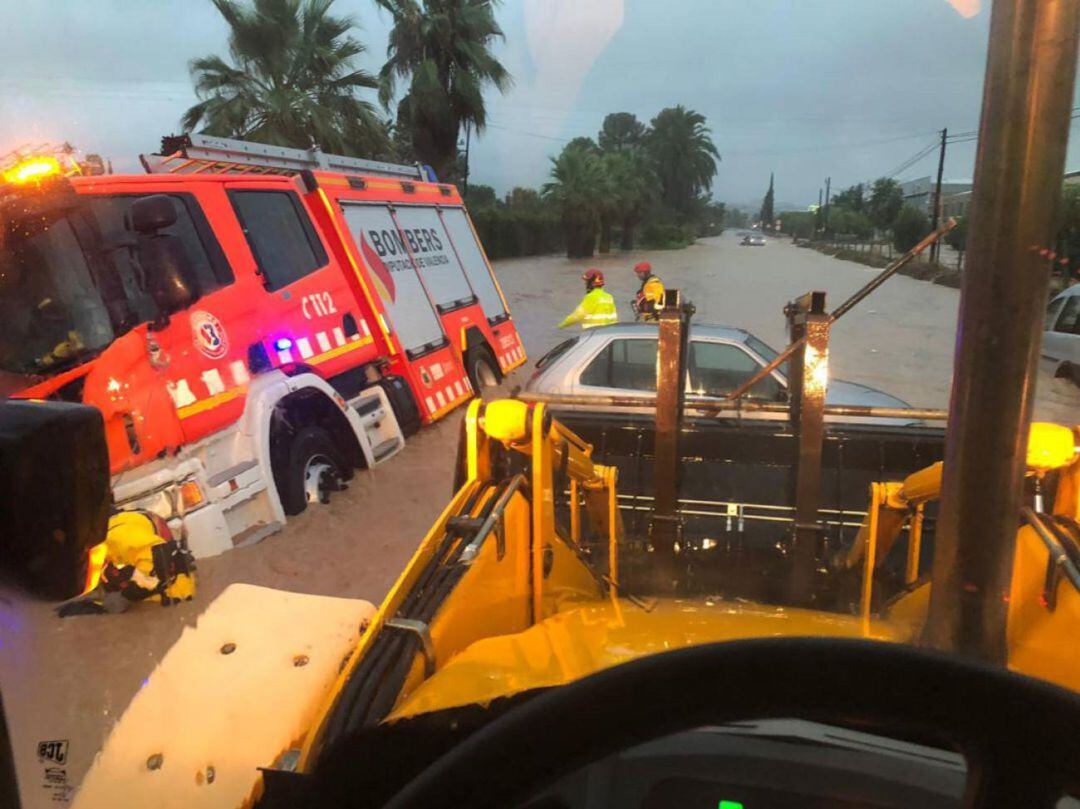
[463,183,498,209]
[1055,184,1080,280]
[868,177,904,231]
[377,0,511,180]
[759,173,775,230]
[598,112,647,152]
[893,204,930,252]
[645,106,720,217]
[566,136,600,154]
[832,183,865,213]
[543,143,605,258]
[182,0,389,157]
[598,149,656,252]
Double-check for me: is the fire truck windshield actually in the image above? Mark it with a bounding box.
[0,213,115,375]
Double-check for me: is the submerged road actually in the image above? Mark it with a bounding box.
[1,230,1076,806]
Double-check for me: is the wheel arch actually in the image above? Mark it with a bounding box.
[462,325,492,355]
[239,372,374,521]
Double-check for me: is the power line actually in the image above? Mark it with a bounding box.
[485,121,571,143]
[885,140,941,178]
[725,130,936,158]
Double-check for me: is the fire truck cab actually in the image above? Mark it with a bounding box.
[1,137,525,561]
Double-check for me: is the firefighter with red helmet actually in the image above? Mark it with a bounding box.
[631,261,665,321]
[558,269,618,330]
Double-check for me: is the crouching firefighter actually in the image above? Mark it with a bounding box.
[558,269,618,330]
[631,261,665,321]
[57,511,196,616]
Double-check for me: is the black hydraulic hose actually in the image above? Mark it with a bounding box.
[322,482,490,747]
[325,480,509,745]
[401,479,505,616]
[359,480,511,727]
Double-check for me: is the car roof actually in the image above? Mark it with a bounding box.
[579,322,752,342]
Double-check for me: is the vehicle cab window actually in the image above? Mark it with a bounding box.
[1054,294,1080,335]
[87,194,233,327]
[689,340,782,399]
[230,190,328,291]
[580,338,658,391]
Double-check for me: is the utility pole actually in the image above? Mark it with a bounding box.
[824,177,831,232]
[923,0,1080,663]
[930,127,947,263]
[462,122,472,198]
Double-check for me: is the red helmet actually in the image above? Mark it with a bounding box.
[633,261,652,276]
[582,268,605,287]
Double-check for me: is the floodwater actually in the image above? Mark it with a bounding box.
[0,230,1076,807]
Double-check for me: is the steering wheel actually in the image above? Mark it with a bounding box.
[382,637,1080,809]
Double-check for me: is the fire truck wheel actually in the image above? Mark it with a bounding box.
[465,347,502,392]
[275,426,350,516]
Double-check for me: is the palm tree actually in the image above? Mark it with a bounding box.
[182,0,390,157]
[646,106,720,217]
[598,112,647,153]
[543,144,606,258]
[377,0,511,181]
[600,149,656,251]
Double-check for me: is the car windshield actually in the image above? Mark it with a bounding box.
[3,2,1080,808]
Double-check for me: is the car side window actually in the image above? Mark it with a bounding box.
[1046,298,1065,330]
[689,340,782,399]
[1054,295,1080,335]
[230,190,328,291]
[580,338,658,391]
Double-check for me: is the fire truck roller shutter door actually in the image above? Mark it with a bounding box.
[392,206,475,312]
[339,203,445,356]
[439,208,508,321]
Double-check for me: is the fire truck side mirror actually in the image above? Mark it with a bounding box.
[131,195,194,318]
[131,195,177,234]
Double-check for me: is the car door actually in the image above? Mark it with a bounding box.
[686,338,786,420]
[1045,291,1080,369]
[572,336,658,412]
[1042,295,1067,366]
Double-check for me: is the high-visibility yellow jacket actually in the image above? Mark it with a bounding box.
[634,275,665,321]
[558,287,618,330]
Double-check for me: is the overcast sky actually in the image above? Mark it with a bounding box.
[1,0,1077,208]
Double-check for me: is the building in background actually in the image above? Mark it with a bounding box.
[900,175,973,215]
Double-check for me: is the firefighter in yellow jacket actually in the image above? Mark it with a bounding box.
[632,261,665,321]
[558,269,618,329]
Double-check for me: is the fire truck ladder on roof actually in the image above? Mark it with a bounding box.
[140,134,432,181]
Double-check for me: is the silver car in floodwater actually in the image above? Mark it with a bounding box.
[523,323,918,425]
[1042,284,1080,385]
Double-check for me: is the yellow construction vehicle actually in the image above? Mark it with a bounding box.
[61,2,1080,808]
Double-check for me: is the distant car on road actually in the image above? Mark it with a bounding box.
[741,233,767,246]
[1043,284,1080,385]
[523,323,918,425]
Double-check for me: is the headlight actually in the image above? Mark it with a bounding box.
[131,479,206,521]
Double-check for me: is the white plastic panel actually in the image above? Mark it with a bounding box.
[340,203,445,355]
[392,206,474,311]
[439,207,508,320]
[73,584,375,809]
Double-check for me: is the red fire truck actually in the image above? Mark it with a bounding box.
[0,136,526,560]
